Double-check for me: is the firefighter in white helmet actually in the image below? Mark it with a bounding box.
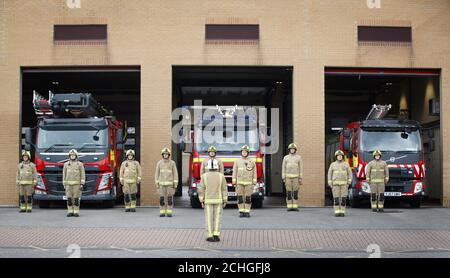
[119,149,142,212]
[282,143,303,211]
[155,147,179,217]
[200,146,224,175]
[328,150,352,217]
[232,145,257,217]
[16,150,37,213]
[366,150,389,212]
[198,158,228,242]
[63,149,85,217]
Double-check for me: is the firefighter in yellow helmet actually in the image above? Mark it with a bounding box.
[232,145,257,217]
[16,150,37,213]
[155,147,179,217]
[366,150,389,212]
[198,158,228,242]
[327,150,352,217]
[63,149,85,217]
[282,143,303,211]
[200,146,224,175]
[119,149,142,212]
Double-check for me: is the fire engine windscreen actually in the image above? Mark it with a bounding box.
[360,130,421,152]
[37,128,108,150]
[195,127,259,153]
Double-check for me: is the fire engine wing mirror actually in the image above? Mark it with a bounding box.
[24,127,34,151]
[116,128,124,150]
[428,140,435,153]
[182,141,193,153]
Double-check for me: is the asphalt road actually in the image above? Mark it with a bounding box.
[1,205,449,258]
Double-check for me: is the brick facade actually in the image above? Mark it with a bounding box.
[0,0,448,206]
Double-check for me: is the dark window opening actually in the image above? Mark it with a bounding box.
[54,25,107,41]
[358,26,412,42]
[205,24,259,40]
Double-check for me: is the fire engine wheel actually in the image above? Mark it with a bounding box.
[102,200,115,208]
[38,200,50,208]
[409,197,421,208]
[190,196,202,208]
[348,191,361,208]
[252,198,263,209]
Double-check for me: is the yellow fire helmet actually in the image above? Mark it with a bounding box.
[161,147,171,156]
[126,149,136,158]
[68,149,78,158]
[334,150,345,158]
[207,146,217,153]
[241,145,251,152]
[21,150,31,159]
[288,143,297,150]
[373,150,382,158]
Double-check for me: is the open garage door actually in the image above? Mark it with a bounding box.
[21,66,140,206]
[325,67,441,207]
[172,66,293,207]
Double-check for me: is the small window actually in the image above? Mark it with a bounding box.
[54,25,107,41]
[205,24,259,40]
[358,26,412,42]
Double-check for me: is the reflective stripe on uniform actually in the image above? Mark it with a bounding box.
[159,181,174,186]
[214,205,221,235]
[333,181,348,185]
[66,181,81,185]
[125,179,136,183]
[238,181,253,185]
[286,174,299,178]
[19,181,34,185]
[371,179,385,183]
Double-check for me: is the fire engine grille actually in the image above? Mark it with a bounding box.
[43,171,100,196]
[388,168,415,180]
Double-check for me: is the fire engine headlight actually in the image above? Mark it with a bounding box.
[36,174,46,191]
[414,182,423,194]
[361,182,371,193]
[98,173,112,191]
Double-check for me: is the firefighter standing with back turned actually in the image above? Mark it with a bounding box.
[16,150,37,213]
[282,143,303,211]
[200,146,224,175]
[366,150,389,212]
[155,147,179,217]
[327,150,352,217]
[63,149,85,217]
[120,149,142,212]
[198,159,228,242]
[232,145,257,218]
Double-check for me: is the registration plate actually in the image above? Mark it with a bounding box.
[62,196,67,200]
[384,192,402,197]
[228,192,237,197]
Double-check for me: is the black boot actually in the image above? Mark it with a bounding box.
[213,236,220,242]
[160,213,166,217]
[206,237,215,242]
[239,212,245,218]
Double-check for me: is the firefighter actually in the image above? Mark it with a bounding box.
[282,143,303,211]
[198,159,228,242]
[119,149,142,212]
[155,147,179,217]
[200,146,224,175]
[327,150,352,217]
[63,149,85,217]
[16,150,37,213]
[232,145,257,218]
[366,150,389,212]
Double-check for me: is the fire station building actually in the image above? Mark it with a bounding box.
[0,0,449,207]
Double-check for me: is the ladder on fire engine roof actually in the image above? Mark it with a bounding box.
[365,104,392,120]
[32,90,111,118]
